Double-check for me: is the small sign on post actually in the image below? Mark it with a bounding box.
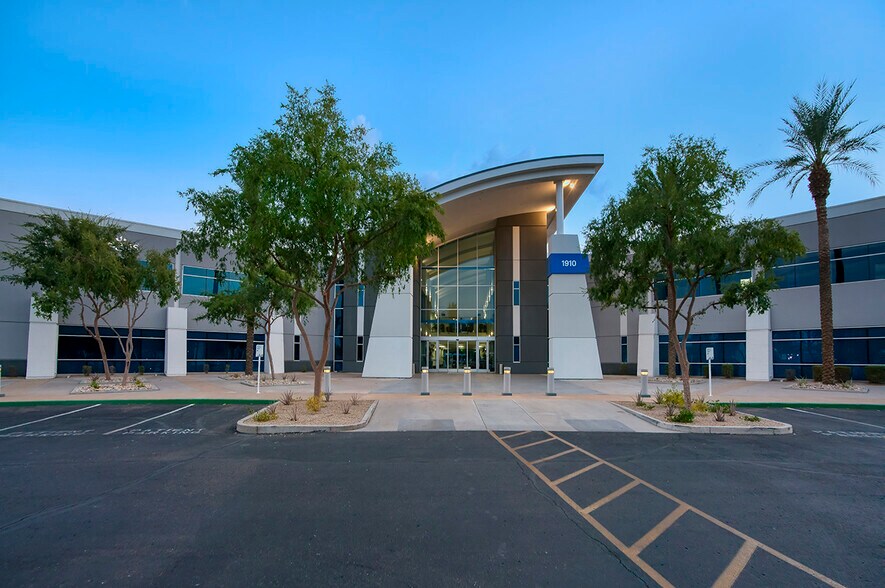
[705,347,714,398]
[255,344,265,394]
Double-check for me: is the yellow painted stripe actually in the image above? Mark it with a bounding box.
[552,461,603,486]
[712,541,757,588]
[582,479,640,514]
[530,448,577,465]
[511,436,556,451]
[630,503,689,554]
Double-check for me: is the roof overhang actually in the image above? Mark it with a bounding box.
[429,154,604,241]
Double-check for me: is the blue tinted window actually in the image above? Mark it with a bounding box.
[513,281,520,306]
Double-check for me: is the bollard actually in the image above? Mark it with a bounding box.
[640,369,649,402]
[323,366,332,395]
[546,368,556,396]
[502,366,511,396]
[421,368,429,395]
[462,367,472,396]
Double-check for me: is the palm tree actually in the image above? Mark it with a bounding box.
[750,81,883,384]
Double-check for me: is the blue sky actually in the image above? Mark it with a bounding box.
[2,1,884,233]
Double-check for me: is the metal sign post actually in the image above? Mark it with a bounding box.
[705,347,714,398]
[255,344,265,395]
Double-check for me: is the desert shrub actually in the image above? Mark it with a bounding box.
[665,403,676,418]
[722,364,734,379]
[109,365,116,375]
[660,389,684,407]
[225,364,231,373]
[634,392,645,407]
[134,377,146,388]
[671,408,694,423]
[323,391,332,402]
[728,400,737,416]
[713,404,726,422]
[742,414,761,422]
[796,377,808,388]
[138,364,145,376]
[350,394,359,406]
[690,398,709,413]
[90,376,100,390]
[784,368,796,381]
[290,406,297,421]
[306,395,322,413]
[835,366,852,383]
[280,390,294,405]
[866,365,885,384]
[203,363,210,374]
[653,389,665,404]
[840,379,855,390]
[82,364,92,376]
[253,406,278,422]
[342,402,351,415]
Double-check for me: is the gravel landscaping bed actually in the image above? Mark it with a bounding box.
[221,374,308,387]
[649,377,705,385]
[614,401,788,430]
[248,397,373,427]
[71,380,159,394]
[786,381,869,393]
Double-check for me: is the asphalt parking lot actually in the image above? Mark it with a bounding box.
[0,403,881,587]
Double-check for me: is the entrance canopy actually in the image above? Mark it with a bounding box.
[429,154,604,241]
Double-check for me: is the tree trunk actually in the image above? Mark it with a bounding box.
[809,166,835,385]
[264,319,276,380]
[121,329,134,385]
[87,314,112,381]
[667,280,677,378]
[673,336,692,406]
[245,319,255,376]
[313,303,333,399]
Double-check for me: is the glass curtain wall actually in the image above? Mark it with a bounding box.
[420,231,495,371]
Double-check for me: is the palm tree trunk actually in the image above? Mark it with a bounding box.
[809,166,835,385]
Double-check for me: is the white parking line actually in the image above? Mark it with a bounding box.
[0,404,102,433]
[785,407,885,430]
[103,404,195,435]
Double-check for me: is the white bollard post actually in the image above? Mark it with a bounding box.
[503,366,511,396]
[708,358,713,398]
[256,354,262,395]
[462,368,472,396]
[546,368,556,396]
[421,368,429,396]
[324,366,332,396]
[640,369,649,402]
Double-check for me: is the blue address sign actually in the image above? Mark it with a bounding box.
[547,253,590,276]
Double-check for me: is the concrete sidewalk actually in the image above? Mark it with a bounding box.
[1,373,883,405]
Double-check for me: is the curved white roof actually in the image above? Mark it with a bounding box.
[429,154,603,240]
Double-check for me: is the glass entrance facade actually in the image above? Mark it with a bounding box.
[420,231,495,371]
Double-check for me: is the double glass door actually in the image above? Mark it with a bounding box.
[421,338,495,372]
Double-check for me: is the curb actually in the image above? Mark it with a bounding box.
[236,400,378,434]
[615,403,793,435]
[734,402,885,410]
[0,398,276,407]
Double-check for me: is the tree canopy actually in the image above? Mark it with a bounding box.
[584,136,805,402]
[181,83,444,395]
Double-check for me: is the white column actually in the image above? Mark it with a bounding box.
[637,312,659,377]
[26,300,59,379]
[555,180,565,235]
[745,309,772,381]
[362,271,414,378]
[265,316,285,375]
[165,306,188,376]
[547,233,602,379]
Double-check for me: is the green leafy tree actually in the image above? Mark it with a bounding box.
[583,136,805,403]
[181,83,443,397]
[1,214,178,382]
[196,271,291,379]
[749,81,883,385]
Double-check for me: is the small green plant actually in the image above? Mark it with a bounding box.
[713,404,726,422]
[784,368,796,382]
[659,389,684,407]
[796,377,808,388]
[134,377,146,389]
[82,364,92,377]
[812,365,822,382]
[634,392,645,407]
[722,363,734,379]
[671,408,694,423]
[253,407,278,422]
[866,365,885,384]
[306,395,322,413]
[653,388,665,404]
[89,376,100,390]
[665,403,677,418]
[350,394,359,406]
[323,391,332,402]
[280,390,294,405]
[137,364,145,376]
[224,363,231,373]
[109,365,116,375]
[690,398,709,413]
[742,414,761,422]
[840,379,855,390]
[728,400,737,416]
[289,406,297,421]
[342,402,351,415]
[835,366,852,383]
[203,363,210,374]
